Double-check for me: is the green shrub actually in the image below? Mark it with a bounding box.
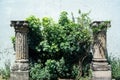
[108,55,120,79]
[26,10,92,63]
[26,10,92,80]
[30,63,50,80]
[57,57,79,79]
[45,59,58,79]
[30,58,80,80]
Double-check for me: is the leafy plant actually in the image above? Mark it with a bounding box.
[11,36,15,50]
[57,57,79,79]
[25,10,92,79]
[91,21,110,33]
[108,55,120,80]
[45,59,58,79]
[30,58,79,80]
[30,63,50,80]
[0,60,10,80]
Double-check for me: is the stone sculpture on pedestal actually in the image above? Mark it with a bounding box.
[10,21,29,80]
[91,21,111,80]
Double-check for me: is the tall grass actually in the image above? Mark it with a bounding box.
[0,48,13,80]
[0,60,10,80]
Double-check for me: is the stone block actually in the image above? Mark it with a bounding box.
[92,71,111,80]
[92,63,110,71]
[10,71,29,80]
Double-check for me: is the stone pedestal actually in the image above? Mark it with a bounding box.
[10,21,29,80]
[91,21,111,80]
[92,71,111,80]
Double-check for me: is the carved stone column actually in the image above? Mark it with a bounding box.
[91,21,111,80]
[10,21,29,80]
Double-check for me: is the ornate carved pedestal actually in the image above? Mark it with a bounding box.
[10,21,29,80]
[91,21,111,80]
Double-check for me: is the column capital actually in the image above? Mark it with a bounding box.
[10,20,29,33]
[10,20,28,27]
[91,21,111,28]
[90,21,111,32]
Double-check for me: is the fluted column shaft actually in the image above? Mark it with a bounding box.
[15,27,28,60]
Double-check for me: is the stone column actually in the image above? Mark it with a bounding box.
[10,21,29,80]
[91,21,111,80]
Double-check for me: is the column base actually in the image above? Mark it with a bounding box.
[91,58,112,80]
[92,71,111,80]
[10,59,29,80]
[92,58,111,71]
[10,71,29,80]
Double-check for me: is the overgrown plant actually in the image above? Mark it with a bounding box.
[10,10,93,79]
[30,58,79,80]
[108,55,120,80]
[30,63,50,80]
[57,57,79,79]
[91,21,110,33]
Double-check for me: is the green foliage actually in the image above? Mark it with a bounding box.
[91,21,110,33]
[57,57,79,79]
[11,36,15,44]
[25,10,92,79]
[108,56,120,80]
[0,61,10,80]
[30,58,79,80]
[42,17,54,27]
[45,59,58,79]
[11,36,15,49]
[30,63,50,80]
[59,11,69,26]
[26,16,42,51]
